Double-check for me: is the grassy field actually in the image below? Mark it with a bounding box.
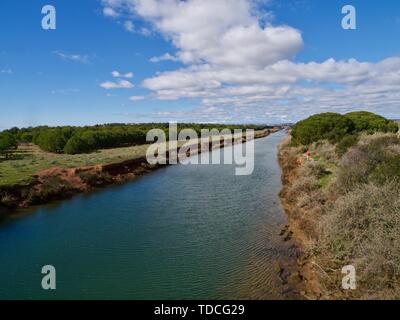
[0,143,151,187]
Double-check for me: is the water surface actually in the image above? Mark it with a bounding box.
[0,131,296,299]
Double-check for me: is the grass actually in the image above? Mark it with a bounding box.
[0,143,151,187]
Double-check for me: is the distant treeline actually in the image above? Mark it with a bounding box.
[1,123,270,155]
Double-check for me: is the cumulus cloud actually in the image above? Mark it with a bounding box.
[100,80,134,89]
[101,0,302,67]
[100,0,400,123]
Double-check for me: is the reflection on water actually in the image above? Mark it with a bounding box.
[0,131,299,299]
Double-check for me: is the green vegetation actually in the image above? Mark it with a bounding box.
[280,112,400,299]
[346,111,399,134]
[2,123,268,155]
[291,111,398,146]
[335,134,359,157]
[0,143,150,187]
[0,124,270,187]
[0,132,17,159]
[291,113,354,145]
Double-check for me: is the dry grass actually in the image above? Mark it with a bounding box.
[280,132,400,299]
[318,182,400,299]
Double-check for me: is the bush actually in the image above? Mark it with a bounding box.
[337,145,372,191]
[371,156,400,185]
[35,129,67,153]
[335,135,359,157]
[19,132,33,143]
[292,112,398,147]
[318,182,400,298]
[291,113,354,146]
[312,141,337,162]
[336,133,400,191]
[64,136,90,155]
[345,111,399,134]
[0,132,17,159]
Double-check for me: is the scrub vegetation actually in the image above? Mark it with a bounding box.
[279,111,400,299]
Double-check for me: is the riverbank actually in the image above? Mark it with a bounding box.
[0,129,277,213]
[278,136,325,299]
[278,132,400,300]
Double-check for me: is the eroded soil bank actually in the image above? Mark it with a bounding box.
[278,143,325,300]
[0,129,276,213]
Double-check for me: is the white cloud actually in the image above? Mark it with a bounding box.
[103,7,119,18]
[100,0,400,123]
[129,95,145,101]
[111,70,134,78]
[124,20,135,32]
[54,51,90,63]
[100,80,134,89]
[125,0,301,67]
[150,53,179,63]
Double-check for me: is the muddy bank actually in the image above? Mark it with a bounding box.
[0,129,277,213]
[278,138,325,300]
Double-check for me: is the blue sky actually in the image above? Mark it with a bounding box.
[1,0,400,129]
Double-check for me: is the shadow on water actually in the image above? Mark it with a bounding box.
[0,205,9,223]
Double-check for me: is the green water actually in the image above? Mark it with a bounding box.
[0,132,297,299]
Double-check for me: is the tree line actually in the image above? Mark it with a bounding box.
[1,123,269,155]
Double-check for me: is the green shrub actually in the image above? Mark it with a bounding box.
[64,136,90,155]
[345,111,399,134]
[19,132,33,143]
[0,132,17,159]
[371,156,400,185]
[35,129,67,153]
[336,135,359,157]
[291,113,354,146]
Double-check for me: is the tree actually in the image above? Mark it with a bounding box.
[64,136,89,155]
[0,132,17,159]
[345,111,399,134]
[291,113,354,146]
[35,129,67,153]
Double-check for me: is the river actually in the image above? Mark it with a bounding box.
[0,131,299,299]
